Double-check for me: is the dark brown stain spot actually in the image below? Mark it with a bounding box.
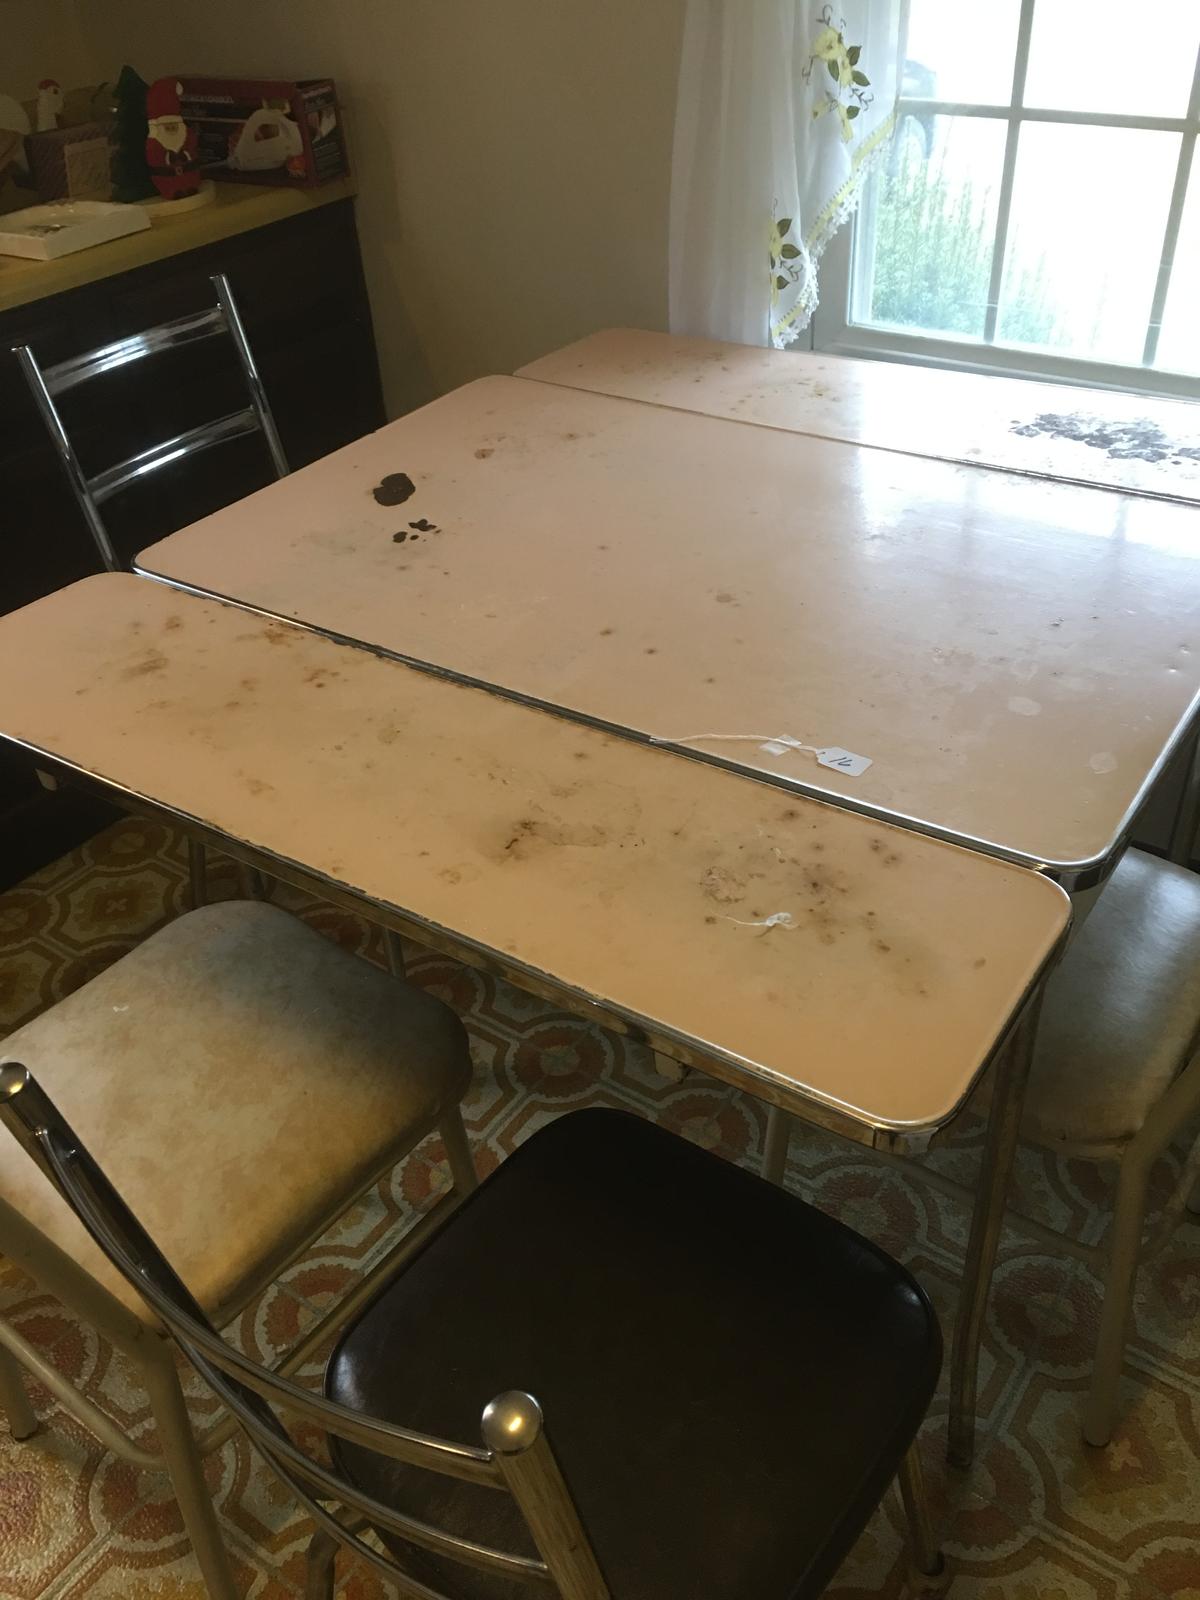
[715,592,737,605]
[704,914,718,925]
[474,447,494,459]
[873,939,892,955]
[974,957,987,968]
[409,518,437,532]
[372,472,416,506]
[392,531,409,543]
[599,627,615,637]
[121,649,168,680]
[163,614,183,632]
[262,624,295,646]
[645,647,658,655]
[1012,411,1200,466]
[574,751,589,760]
[244,776,274,797]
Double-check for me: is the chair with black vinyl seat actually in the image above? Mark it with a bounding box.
[0,1084,944,1600]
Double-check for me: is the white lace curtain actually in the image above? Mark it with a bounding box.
[670,0,904,348]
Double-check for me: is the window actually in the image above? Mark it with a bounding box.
[812,0,1200,397]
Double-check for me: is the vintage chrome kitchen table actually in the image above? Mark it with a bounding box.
[0,574,1070,1464]
[134,374,1200,890]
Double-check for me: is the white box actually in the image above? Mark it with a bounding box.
[0,201,151,261]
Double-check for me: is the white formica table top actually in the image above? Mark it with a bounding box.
[0,575,1070,1146]
[136,376,1200,880]
[519,328,1200,503]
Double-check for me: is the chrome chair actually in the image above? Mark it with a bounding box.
[0,1091,945,1600]
[765,846,1200,1449]
[14,272,288,576]
[15,274,288,916]
[0,900,476,1600]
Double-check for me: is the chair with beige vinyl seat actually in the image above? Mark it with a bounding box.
[0,899,476,1600]
[764,846,1200,1449]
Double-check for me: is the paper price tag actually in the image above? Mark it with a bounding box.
[815,746,872,777]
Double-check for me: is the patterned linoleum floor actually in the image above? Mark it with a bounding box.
[0,817,1198,1598]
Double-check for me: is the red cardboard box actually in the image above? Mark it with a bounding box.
[178,77,348,187]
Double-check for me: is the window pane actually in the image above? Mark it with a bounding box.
[904,0,1022,106]
[1024,0,1200,117]
[1157,171,1200,374]
[996,124,1178,364]
[856,114,1008,340]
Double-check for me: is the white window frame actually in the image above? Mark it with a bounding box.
[811,0,1200,399]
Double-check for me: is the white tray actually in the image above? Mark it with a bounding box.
[0,201,151,261]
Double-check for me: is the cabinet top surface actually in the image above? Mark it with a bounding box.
[0,178,357,315]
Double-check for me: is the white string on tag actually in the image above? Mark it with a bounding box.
[726,911,796,930]
[649,732,819,753]
[649,732,872,777]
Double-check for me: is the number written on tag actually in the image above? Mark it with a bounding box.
[815,747,872,777]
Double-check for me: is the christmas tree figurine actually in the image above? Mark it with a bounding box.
[110,65,156,202]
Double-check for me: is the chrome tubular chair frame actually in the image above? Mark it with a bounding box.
[14,275,293,918]
[0,1063,612,1600]
[13,272,288,576]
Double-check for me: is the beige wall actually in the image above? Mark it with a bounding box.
[72,0,686,415]
[2,0,101,100]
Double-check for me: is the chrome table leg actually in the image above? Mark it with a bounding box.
[947,987,1043,1468]
[1169,725,1200,866]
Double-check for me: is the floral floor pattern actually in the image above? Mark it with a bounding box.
[0,818,1198,1598]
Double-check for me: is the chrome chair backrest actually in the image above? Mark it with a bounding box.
[0,1064,610,1600]
[14,274,288,575]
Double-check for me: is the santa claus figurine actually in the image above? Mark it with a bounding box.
[145,77,200,200]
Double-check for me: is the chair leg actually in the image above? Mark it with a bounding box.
[1084,1151,1152,1448]
[241,865,269,900]
[439,1106,479,1194]
[0,1339,38,1441]
[762,1105,792,1186]
[304,1527,339,1600]
[187,839,208,911]
[141,1338,238,1600]
[897,1441,946,1593]
[384,930,407,978]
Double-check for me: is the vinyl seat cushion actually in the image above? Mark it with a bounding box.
[328,1107,940,1600]
[0,901,471,1325]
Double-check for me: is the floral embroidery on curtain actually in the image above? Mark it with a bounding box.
[670,0,903,349]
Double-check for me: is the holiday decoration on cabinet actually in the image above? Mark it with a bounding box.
[179,78,349,187]
[145,77,202,200]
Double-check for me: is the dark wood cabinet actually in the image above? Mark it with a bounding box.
[0,196,385,887]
